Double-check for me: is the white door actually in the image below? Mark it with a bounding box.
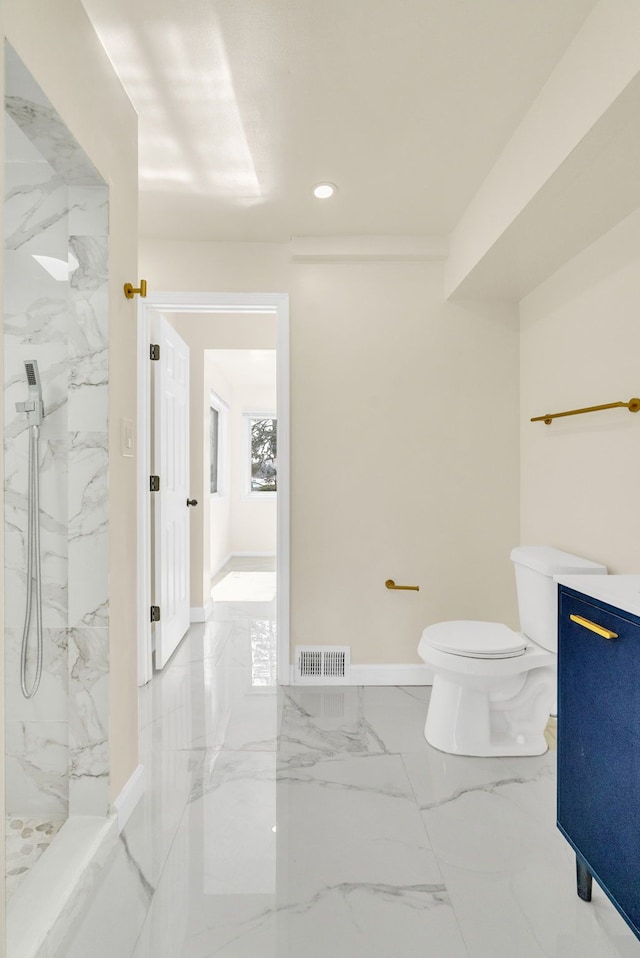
[152,314,191,669]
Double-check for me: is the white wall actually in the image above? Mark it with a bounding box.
[520,209,640,572]
[141,240,521,665]
[207,355,233,577]
[229,383,277,556]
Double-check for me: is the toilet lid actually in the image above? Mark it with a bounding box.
[422,621,528,659]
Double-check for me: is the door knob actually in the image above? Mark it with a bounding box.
[186,498,198,507]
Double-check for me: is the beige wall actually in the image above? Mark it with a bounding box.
[446,0,640,300]
[520,209,640,573]
[141,240,521,664]
[0,35,5,939]
[1,0,139,810]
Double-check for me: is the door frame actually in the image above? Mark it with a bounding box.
[137,291,290,686]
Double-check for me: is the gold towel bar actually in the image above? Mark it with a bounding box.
[531,397,640,425]
[385,579,419,592]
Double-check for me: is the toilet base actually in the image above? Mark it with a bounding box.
[424,666,554,757]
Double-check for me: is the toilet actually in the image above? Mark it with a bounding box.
[418,546,607,757]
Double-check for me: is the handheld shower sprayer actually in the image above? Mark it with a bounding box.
[15,360,45,698]
[16,360,44,425]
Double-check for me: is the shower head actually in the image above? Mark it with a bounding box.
[16,360,44,425]
[24,360,41,397]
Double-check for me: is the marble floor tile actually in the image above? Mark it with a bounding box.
[142,666,278,752]
[420,772,638,957]
[124,747,203,888]
[278,683,434,768]
[51,558,640,958]
[132,749,468,958]
[277,753,441,890]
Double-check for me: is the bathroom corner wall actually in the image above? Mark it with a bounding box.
[141,240,522,665]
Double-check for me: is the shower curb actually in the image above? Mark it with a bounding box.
[6,815,118,958]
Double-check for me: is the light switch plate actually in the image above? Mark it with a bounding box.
[121,417,134,458]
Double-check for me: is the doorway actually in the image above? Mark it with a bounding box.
[136,292,290,686]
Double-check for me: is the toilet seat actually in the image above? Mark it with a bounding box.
[421,621,528,659]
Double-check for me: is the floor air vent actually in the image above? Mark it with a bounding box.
[295,646,351,684]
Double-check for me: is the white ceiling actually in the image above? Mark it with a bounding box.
[81,0,597,242]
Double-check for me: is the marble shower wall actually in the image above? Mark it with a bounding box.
[4,45,110,819]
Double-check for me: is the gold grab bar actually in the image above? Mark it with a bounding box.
[531,397,640,425]
[569,614,618,640]
[385,579,419,592]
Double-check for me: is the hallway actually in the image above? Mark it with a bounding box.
[56,559,638,957]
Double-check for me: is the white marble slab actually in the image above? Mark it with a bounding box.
[7,815,119,958]
[276,753,444,897]
[68,531,109,628]
[555,573,640,618]
[4,49,111,842]
[125,749,203,888]
[5,627,68,722]
[278,684,430,764]
[6,93,103,186]
[69,628,109,815]
[4,166,67,253]
[5,721,68,819]
[419,757,638,957]
[144,664,278,752]
[68,187,108,236]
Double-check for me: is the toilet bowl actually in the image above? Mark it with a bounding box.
[417,547,607,757]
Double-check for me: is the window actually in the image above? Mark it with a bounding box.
[246,414,277,494]
[209,392,228,497]
[210,406,219,493]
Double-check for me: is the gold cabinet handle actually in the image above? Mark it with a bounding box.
[569,614,618,640]
[385,579,419,592]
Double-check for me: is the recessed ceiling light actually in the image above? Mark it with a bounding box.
[313,182,337,199]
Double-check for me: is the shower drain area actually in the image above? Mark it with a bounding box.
[5,816,65,898]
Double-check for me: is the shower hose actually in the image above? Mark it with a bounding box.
[20,422,43,699]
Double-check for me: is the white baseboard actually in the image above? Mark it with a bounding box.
[351,664,433,685]
[112,765,144,833]
[231,551,276,558]
[190,600,213,623]
[211,553,233,579]
[289,663,433,686]
[210,552,275,589]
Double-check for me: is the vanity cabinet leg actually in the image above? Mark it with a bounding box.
[576,855,593,902]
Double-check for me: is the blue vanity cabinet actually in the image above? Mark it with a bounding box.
[557,586,640,939]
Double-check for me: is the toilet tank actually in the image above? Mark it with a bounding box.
[510,546,607,652]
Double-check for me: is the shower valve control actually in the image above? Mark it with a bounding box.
[16,399,44,424]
